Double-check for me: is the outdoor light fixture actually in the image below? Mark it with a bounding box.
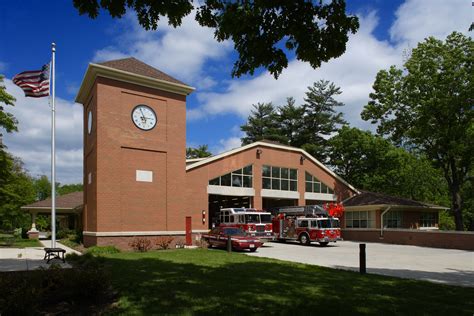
[300,155,306,164]
[256,149,262,158]
[202,210,206,224]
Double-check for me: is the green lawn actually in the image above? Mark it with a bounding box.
[0,235,42,248]
[101,249,474,315]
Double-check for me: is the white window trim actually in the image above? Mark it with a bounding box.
[261,189,300,199]
[304,192,336,201]
[207,185,255,196]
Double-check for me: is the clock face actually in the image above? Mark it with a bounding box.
[87,111,92,134]
[132,105,157,131]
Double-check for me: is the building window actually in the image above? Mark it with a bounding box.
[383,210,402,228]
[345,211,375,228]
[262,165,297,191]
[209,165,253,188]
[420,212,438,228]
[305,172,334,194]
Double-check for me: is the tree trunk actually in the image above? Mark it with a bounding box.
[450,187,464,231]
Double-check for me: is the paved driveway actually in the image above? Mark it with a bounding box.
[0,240,80,272]
[246,240,474,287]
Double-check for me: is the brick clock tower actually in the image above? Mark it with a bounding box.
[75,58,194,247]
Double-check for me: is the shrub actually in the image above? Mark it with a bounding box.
[129,237,152,252]
[175,238,186,249]
[56,229,75,240]
[196,237,209,249]
[13,228,22,238]
[155,236,174,250]
[0,255,111,315]
[86,245,121,256]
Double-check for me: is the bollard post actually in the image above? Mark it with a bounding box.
[359,243,366,274]
[227,236,232,253]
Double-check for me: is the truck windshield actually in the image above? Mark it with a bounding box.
[331,219,340,228]
[319,219,332,228]
[260,215,272,223]
[245,214,260,223]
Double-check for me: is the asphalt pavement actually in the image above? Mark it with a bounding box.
[246,240,474,287]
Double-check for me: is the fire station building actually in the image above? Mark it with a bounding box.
[37,56,462,250]
[72,57,357,248]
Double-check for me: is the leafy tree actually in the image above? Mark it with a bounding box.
[34,175,83,200]
[186,145,212,159]
[241,103,286,145]
[72,0,359,78]
[329,127,449,206]
[0,75,17,136]
[0,154,36,230]
[276,97,305,146]
[33,175,52,201]
[300,80,347,162]
[361,32,473,230]
[57,183,83,196]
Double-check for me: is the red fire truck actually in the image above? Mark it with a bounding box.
[271,205,342,246]
[218,208,274,241]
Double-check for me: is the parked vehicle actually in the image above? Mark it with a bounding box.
[271,205,342,246]
[217,208,274,241]
[202,227,264,252]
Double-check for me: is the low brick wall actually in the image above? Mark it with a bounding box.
[83,233,203,251]
[342,229,474,251]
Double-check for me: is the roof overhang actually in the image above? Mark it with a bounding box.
[186,141,359,194]
[21,206,83,213]
[344,204,448,211]
[75,63,195,104]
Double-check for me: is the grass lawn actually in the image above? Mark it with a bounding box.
[0,235,42,248]
[101,249,474,315]
[59,238,85,252]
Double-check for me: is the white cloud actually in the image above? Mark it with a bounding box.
[193,11,399,130]
[190,1,470,130]
[93,11,232,85]
[2,79,83,184]
[390,0,471,48]
[212,136,242,155]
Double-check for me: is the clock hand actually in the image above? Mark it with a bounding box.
[139,108,147,122]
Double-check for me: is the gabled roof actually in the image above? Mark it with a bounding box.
[343,191,447,210]
[98,57,186,86]
[186,141,359,193]
[21,191,83,210]
[75,57,195,103]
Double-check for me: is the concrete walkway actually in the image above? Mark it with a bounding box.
[247,240,474,287]
[0,240,80,272]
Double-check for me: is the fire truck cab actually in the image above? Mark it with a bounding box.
[272,205,341,246]
[218,208,274,241]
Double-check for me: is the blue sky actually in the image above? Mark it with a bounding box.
[0,0,471,184]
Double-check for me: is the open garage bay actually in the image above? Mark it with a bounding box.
[247,241,474,287]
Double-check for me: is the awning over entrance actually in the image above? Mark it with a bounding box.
[21,191,84,233]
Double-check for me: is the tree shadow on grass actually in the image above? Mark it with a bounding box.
[102,250,474,315]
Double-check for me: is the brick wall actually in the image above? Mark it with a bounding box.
[83,233,203,251]
[342,229,474,251]
[185,145,356,226]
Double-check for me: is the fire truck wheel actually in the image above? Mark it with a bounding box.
[299,233,310,246]
[319,242,329,247]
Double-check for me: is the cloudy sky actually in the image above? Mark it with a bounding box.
[0,0,471,184]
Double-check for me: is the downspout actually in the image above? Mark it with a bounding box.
[380,206,392,238]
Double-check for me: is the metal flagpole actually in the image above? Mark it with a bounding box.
[51,42,56,248]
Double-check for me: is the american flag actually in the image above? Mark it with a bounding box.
[12,63,50,98]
